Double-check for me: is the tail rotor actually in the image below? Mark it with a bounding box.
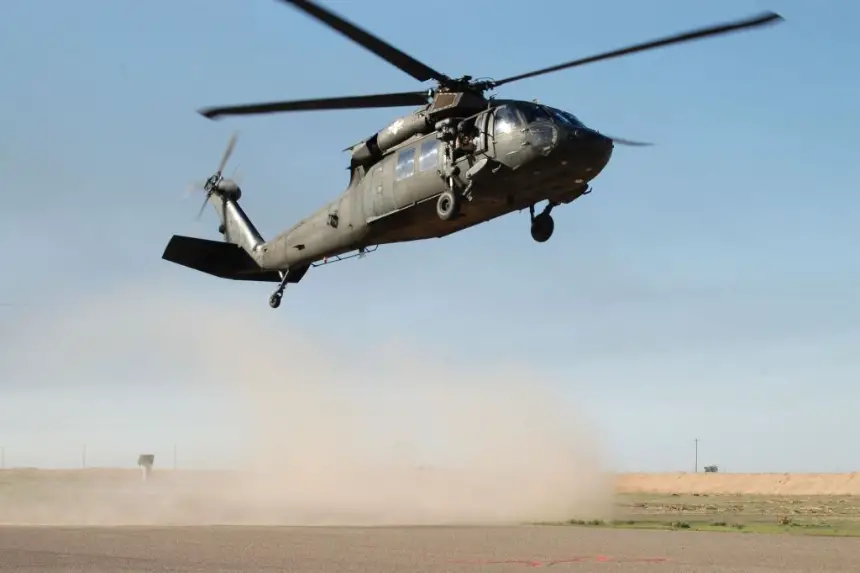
[189,132,243,241]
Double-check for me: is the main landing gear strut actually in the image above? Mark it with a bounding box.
[269,267,309,308]
[269,271,290,309]
[530,201,556,243]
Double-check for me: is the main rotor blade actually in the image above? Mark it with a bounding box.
[276,0,450,85]
[492,11,784,88]
[604,134,654,147]
[199,91,429,120]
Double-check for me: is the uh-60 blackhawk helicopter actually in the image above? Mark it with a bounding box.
[161,0,783,309]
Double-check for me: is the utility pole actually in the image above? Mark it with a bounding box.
[694,438,699,473]
[173,444,177,470]
[1,446,4,470]
[82,444,87,469]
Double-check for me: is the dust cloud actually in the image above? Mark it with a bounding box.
[0,284,612,526]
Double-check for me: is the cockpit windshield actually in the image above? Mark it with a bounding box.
[493,102,555,137]
[546,106,584,128]
[493,102,585,138]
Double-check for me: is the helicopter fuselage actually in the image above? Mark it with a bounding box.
[163,0,782,310]
[257,99,613,270]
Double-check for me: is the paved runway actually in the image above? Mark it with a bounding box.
[1,525,859,572]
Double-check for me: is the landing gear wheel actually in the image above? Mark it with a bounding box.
[268,293,282,309]
[530,213,555,243]
[436,190,460,221]
[268,270,292,309]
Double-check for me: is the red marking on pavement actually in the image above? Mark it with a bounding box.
[450,560,542,567]
[450,555,669,567]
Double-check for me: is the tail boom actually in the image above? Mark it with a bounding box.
[164,182,277,281]
[208,191,264,259]
[165,132,311,302]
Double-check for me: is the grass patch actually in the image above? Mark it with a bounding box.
[541,517,860,536]
[539,492,860,537]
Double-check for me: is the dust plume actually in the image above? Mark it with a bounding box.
[0,283,612,525]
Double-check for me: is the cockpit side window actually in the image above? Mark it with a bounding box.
[493,104,524,136]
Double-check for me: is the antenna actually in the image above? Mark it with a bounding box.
[694,438,699,473]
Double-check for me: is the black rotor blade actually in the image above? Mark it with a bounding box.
[199,91,429,120]
[605,134,654,147]
[276,0,450,85]
[196,191,211,220]
[492,11,783,88]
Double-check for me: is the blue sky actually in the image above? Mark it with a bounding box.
[1,0,858,474]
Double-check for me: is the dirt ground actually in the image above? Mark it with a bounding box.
[5,469,860,497]
[5,471,860,572]
[615,473,860,496]
[4,470,860,528]
[4,524,860,573]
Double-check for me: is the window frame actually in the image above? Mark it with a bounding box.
[417,138,439,172]
[492,104,525,137]
[395,147,417,181]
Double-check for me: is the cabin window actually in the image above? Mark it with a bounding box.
[418,139,439,172]
[493,104,523,136]
[395,147,416,181]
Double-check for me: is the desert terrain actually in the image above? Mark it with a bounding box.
[3,469,860,572]
[616,472,860,496]
[4,468,860,530]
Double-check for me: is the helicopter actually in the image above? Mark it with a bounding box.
[161,0,784,309]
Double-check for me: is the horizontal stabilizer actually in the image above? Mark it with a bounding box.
[162,235,281,282]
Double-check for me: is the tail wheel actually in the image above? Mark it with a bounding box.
[269,293,282,309]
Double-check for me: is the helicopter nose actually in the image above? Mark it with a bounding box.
[561,126,613,181]
[574,127,614,167]
[572,127,614,154]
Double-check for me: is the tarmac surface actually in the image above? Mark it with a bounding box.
[1,525,859,572]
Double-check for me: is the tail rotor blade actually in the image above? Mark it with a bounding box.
[230,164,243,186]
[186,132,242,223]
[187,180,208,196]
[195,192,211,220]
[217,132,239,175]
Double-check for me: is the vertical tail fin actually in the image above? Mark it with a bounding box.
[206,185,264,256]
[191,133,265,262]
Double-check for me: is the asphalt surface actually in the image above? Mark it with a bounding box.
[1,525,859,572]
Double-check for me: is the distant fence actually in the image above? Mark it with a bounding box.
[0,445,187,471]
